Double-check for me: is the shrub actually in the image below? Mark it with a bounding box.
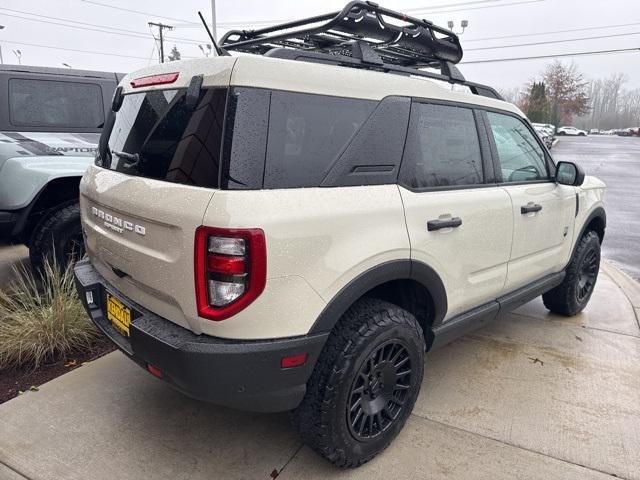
[0,258,101,369]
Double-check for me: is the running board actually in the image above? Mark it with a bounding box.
[430,271,565,351]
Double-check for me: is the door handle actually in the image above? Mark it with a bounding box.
[427,217,462,231]
[521,203,542,214]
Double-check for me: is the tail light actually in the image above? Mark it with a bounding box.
[130,72,179,88]
[194,226,266,321]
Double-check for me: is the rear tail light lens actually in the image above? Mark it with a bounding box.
[195,227,266,321]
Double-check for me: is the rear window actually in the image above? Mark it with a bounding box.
[9,78,104,129]
[103,88,227,188]
[264,92,376,188]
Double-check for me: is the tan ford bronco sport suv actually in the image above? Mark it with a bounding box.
[74,2,606,467]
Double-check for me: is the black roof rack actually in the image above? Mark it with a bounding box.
[219,1,503,100]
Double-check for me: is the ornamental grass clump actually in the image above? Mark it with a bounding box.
[0,258,100,369]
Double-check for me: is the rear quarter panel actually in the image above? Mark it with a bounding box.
[200,185,410,339]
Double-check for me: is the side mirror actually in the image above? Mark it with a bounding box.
[556,161,585,186]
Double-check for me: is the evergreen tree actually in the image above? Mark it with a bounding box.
[524,81,549,123]
[168,45,181,62]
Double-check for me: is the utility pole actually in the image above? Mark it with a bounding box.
[148,22,173,63]
[211,0,217,43]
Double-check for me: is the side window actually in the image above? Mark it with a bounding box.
[399,102,484,189]
[9,78,104,129]
[486,112,549,183]
[264,91,375,189]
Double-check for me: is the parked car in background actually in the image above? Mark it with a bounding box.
[0,65,123,270]
[557,126,588,136]
[532,123,556,134]
[589,129,599,135]
[534,125,554,149]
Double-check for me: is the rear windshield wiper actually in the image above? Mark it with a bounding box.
[112,150,141,169]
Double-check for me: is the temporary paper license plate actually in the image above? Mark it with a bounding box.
[107,293,131,337]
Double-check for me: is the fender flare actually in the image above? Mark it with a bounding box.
[11,174,83,237]
[572,206,606,257]
[308,259,448,334]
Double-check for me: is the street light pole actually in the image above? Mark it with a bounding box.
[0,25,5,65]
[211,0,217,43]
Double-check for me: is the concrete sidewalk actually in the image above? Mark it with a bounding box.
[1,263,639,480]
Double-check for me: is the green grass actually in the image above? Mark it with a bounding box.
[0,258,101,369]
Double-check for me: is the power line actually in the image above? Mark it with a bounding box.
[403,0,509,12]
[464,21,640,42]
[79,0,198,25]
[0,40,151,60]
[0,39,197,60]
[466,31,640,51]
[176,0,545,29]
[0,7,207,44]
[462,47,640,64]
[403,0,545,17]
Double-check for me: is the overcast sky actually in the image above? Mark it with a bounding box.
[1,0,639,91]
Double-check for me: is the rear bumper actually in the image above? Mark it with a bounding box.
[74,259,328,412]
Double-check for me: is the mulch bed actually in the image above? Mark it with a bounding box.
[0,340,115,405]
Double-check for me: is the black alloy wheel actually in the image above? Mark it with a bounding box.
[577,248,598,302]
[347,339,412,441]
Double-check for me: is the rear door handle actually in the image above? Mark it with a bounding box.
[521,203,542,214]
[427,217,462,231]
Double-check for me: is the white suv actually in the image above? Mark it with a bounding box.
[557,126,588,136]
[74,2,606,468]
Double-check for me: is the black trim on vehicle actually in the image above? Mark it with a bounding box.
[569,207,606,262]
[309,259,448,334]
[320,95,410,187]
[430,302,499,350]
[74,259,329,413]
[429,271,565,350]
[497,271,565,313]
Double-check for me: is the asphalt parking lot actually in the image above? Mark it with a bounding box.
[553,135,640,280]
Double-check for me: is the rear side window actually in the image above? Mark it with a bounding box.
[400,103,484,189]
[264,92,375,189]
[9,78,104,129]
[104,88,226,188]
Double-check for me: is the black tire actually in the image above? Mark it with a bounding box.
[543,230,600,316]
[558,131,566,136]
[293,298,425,467]
[29,201,84,272]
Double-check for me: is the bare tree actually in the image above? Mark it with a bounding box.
[542,61,590,126]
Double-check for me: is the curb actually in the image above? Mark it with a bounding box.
[601,260,640,324]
